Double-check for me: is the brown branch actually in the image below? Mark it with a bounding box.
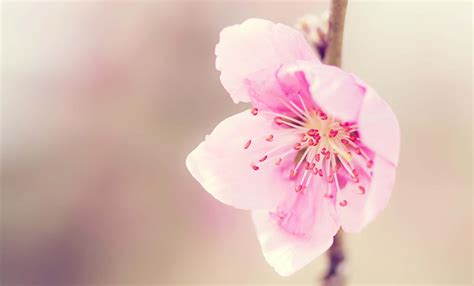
[321,231,346,286]
[323,0,348,67]
[321,0,348,285]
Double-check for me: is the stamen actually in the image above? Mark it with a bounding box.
[334,171,341,194]
[293,147,311,173]
[297,92,310,116]
[290,169,298,177]
[274,116,283,125]
[319,111,328,120]
[244,140,251,149]
[329,129,339,138]
[277,98,307,121]
[274,117,305,129]
[263,111,306,126]
[338,154,355,177]
[293,143,302,150]
[250,163,259,170]
[366,159,374,168]
[246,99,372,199]
[312,167,318,174]
[289,100,311,120]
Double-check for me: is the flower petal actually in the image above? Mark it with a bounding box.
[186,110,299,210]
[357,84,400,166]
[336,155,397,233]
[216,18,318,104]
[303,63,365,122]
[244,64,316,115]
[252,179,340,276]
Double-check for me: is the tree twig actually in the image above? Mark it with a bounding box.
[323,0,348,67]
[322,231,346,286]
[321,0,348,285]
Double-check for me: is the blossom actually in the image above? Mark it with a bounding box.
[186,18,399,276]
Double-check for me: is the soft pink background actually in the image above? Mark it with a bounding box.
[1,1,472,285]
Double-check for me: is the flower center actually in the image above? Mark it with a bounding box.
[245,95,373,197]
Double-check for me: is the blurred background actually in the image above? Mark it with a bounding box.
[1,1,472,285]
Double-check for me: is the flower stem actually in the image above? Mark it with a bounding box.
[322,231,346,285]
[321,0,348,285]
[323,0,348,67]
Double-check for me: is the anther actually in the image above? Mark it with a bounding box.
[327,174,334,183]
[366,160,374,168]
[250,163,259,171]
[259,155,268,162]
[251,108,258,116]
[295,185,303,192]
[315,154,320,162]
[325,152,331,160]
[290,169,298,177]
[339,200,348,207]
[341,139,349,144]
[329,129,339,138]
[358,186,366,194]
[275,158,282,165]
[266,134,274,142]
[293,143,302,150]
[244,140,251,149]
[308,129,317,136]
[274,117,283,125]
[352,169,358,176]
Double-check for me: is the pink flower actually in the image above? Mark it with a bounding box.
[186,18,400,276]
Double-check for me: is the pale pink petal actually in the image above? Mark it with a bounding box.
[186,110,300,210]
[357,85,400,166]
[303,63,365,122]
[335,155,397,233]
[244,64,316,115]
[252,179,340,276]
[216,18,318,103]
